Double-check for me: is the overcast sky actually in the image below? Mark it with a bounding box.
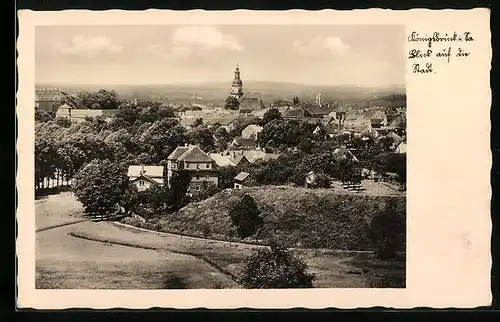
[36,25,405,87]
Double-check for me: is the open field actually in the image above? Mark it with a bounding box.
[36,192,405,289]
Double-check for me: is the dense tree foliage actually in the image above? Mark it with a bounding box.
[168,170,192,210]
[224,96,240,110]
[368,198,406,259]
[229,194,263,238]
[261,108,282,125]
[73,159,129,217]
[239,241,315,288]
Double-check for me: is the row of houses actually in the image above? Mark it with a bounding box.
[128,144,281,194]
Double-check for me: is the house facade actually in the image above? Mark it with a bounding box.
[230,137,258,150]
[55,104,118,123]
[127,165,164,191]
[241,124,263,139]
[167,145,219,194]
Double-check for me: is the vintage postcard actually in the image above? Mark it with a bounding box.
[17,9,491,309]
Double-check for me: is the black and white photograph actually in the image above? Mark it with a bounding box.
[33,23,408,290]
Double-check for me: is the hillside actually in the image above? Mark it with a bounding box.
[141,186,406,252]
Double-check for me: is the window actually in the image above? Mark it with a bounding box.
[196,175,200,180]
[196,186,200,191]
[206,164,209,168]
[206,175,210,180]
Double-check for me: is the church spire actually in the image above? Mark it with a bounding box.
[230,63,243,99]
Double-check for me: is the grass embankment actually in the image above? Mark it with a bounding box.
[123,186,406,252]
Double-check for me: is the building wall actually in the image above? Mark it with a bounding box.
[132,179,154,191]
[234,182,243,189]
[241,127,262,139]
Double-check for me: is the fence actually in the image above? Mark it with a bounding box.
[35,175,74,190]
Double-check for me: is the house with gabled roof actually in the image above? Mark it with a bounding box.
[209,152,250,167]
[241,124,263,139]
[283,107,323,124]
[230,137,258,150]
[127,165,164,191]
[167,145,219,193]
[238,97,266,114]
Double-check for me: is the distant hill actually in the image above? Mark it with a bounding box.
[143,186,406,251]
[36,82,406,108]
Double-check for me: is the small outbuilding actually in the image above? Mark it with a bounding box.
[234,171,250,189]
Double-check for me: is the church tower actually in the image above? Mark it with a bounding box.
[230,64,244,99]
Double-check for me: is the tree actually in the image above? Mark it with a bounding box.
[192,181,219,201]
[239,241,315,288]
[35,107,54,122]
[262,108,282,125]
[193,118,204,127]
[224,96,240,110]
[314,172,331,188]
[187,125,215,152]
[55,117,72,128]
[368,199,405,259]
[229,194,263,238]
[73,159,129,218]
[292,96,300,106]
[298,138,313,153]
[218,165,239,190]
[168,170,192,210]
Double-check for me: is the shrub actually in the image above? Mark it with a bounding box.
[368,199,406,259]
[239,241,315,288]
[229,194,263,238]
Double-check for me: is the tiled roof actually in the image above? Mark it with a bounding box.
[242,124,263,133]
[283,107,313,118]
[233,155,248,164]
[237,115,261,124]
[209,153,237,167]
[167,146,190,160]
[232,137,257,147]
[364,110,386,120]
[239,97,265,111]
[177,145,213,162]
[234,171,250,181]
[225,149,281,163]
[128,165,164,178]
[204,116,237,126]
[304,105,334,116]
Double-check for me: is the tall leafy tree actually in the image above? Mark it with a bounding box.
[262,107,282,125]
[73,159,129,217]
[229,194,263,238]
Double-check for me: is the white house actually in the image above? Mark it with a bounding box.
[241,124,263,139]
[127,165,164,191]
